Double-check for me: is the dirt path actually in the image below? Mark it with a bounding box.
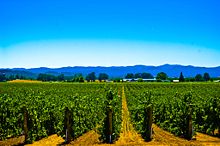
[194,132,220,145]
[115,86,161,145]
[0,135,25,146]
[25,134,64,146]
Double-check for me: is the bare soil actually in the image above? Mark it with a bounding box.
[0,135,25,146]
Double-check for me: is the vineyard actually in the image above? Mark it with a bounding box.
[0,82,220,145]
[0,83,122,144]
[125,83,220,138]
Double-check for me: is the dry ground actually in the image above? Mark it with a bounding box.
[8,79,42,83]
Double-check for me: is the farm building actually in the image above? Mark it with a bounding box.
[173,80,180,83]
[123,78,157,82]
[123,79,135,82]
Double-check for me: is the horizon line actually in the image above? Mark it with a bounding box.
[1,64,220,70]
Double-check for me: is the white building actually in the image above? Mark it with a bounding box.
[173,80,180,83]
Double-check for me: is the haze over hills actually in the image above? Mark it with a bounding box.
[1,64,220,79]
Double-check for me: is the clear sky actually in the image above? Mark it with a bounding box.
[1,0,220,68]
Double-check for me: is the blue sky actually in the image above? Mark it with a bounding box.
[1,0,220,68]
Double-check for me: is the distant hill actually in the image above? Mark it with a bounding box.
[1,64,220,79]
[0,69,37,79]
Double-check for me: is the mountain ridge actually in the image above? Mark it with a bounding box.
[1,64,220,78]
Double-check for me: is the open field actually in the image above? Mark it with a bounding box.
[7,79,42,83]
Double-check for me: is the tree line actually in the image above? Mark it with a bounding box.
[178,72,211,82]
[0,71,218,82]
[124,72,213,82]
[0,73,28,82]
[125,73,153,79]
[156,72,212,82]
[36,72,109,82]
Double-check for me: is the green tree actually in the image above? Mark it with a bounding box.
[37,73,57,81]
[37,73,45,81]
[134,73,142,78]
[113,78,121,82]
[78,76,84,82]
[15,74,20,79]
[47,74,57,81]
[72,73,82,82]
[0,73,6,82]
[203,72,210,81]
[86,72,96,82]
[141,73,153,79]
[72,73,84,82]
[137,78,143,82]
[125,73,134,79]
[57,74,65,81]
[98,73,109,81]
[179,72,185,82]
[190,78,195,82]
[156,72,168,80]
[9,75,15,80]
[20,75,25,79]
[195,74,203,81]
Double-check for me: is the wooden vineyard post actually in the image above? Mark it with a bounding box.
[23,107,28,143]
[186,104,193,140]
[145,104,153,141]
[64,107,74,144]
[107,106,113,144]
[105,90,113,143]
